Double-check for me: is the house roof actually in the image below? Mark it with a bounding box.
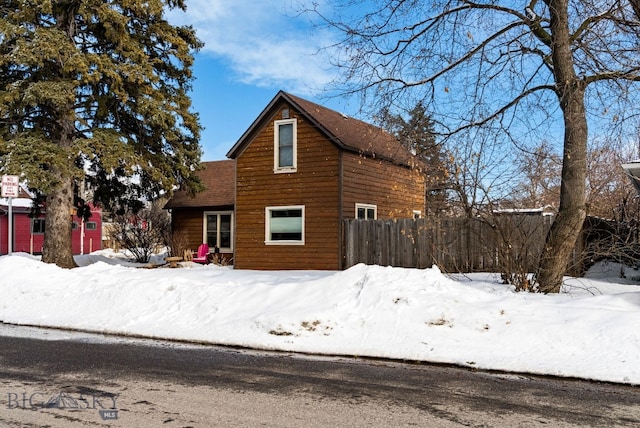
[226,91,417,167]
[0,186,36,213]
[0,197,34,214]
[164,160,235,209]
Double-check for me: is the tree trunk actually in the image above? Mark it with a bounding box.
[42,105,77,267]
[41,171,77,268]
[41,4,80,269]
[536,0,588,293]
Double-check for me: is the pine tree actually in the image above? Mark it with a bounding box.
[0,0,203,267]
[378,103,450,216]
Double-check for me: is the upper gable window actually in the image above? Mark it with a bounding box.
[274,119,297,173]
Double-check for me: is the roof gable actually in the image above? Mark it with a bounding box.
[164,160,235,209]
[226,91,416,167]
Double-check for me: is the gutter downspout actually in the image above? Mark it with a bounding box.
[338,151,344,270]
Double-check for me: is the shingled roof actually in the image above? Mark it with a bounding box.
[226,91,416,167]
[164,160,235,209]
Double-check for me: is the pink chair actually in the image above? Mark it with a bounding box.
[192,243,210,264]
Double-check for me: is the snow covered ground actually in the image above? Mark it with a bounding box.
[0,250,639,385]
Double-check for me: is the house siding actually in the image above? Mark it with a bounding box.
[171,206,234,254]
[171,207,204,252]
[0,213,44,254]
[342,152,425,220]
[234,103,342,270]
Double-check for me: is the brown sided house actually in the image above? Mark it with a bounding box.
[167,91,426,270]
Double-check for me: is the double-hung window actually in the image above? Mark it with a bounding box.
[265,206,304,244]
[204,212,233,251]
[274,119,297,172]
[356,203,377,220]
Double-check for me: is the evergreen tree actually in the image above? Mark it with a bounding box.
[0,0,203,267]
[378,103,450,216]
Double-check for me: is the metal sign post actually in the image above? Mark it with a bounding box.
[2,175,19,255]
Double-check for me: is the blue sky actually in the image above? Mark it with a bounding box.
[167,1,353,161]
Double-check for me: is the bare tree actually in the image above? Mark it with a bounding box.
[308,1,640,292]
[448,127,518,219]
[586,140,636,219]
[510,141,562,209]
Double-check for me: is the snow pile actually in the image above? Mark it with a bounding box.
[0,251,639,384]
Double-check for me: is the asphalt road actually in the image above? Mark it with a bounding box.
[0,326,638,427]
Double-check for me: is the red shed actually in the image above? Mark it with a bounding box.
[0,193,103,256]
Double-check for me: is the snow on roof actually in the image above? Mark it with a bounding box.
[0,197,34,209]
[493,206,555,216]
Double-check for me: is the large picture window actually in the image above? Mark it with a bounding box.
[265,206,304,244]
[204,212,233,251]
[274,119,297,172]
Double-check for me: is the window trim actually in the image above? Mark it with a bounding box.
[273,118,297,173]
[85,221,97,230]
[203,211,234,253]
[355,203,377,220]
[265,205,305,245]
[413,210,422,219]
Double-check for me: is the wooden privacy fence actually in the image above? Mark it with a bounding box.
[343,216,557,272]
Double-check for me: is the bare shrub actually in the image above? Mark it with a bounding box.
[166,229,189,258]
[109,200,170,263]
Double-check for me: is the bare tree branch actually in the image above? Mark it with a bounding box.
[306,0,640,292]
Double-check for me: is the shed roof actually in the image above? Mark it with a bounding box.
[164,160,235,209]
[226,91,416,167]
[0,186,37,213]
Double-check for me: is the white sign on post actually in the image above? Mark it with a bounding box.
[2,175,19,255]
[1,175,19,198]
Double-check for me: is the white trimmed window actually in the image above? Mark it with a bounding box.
[413,210,422,219]
[274,119,297,173]
[356,203,377,220]
[204,211,233,252]
[265,206,304,244]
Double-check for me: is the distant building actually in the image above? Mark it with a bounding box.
[0,187,102,255]
[493,206,556,218]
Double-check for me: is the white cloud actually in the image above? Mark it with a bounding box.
[166,0,337,95]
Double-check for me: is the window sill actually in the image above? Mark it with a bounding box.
[265,241,305,246]
[273,168,297,174]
